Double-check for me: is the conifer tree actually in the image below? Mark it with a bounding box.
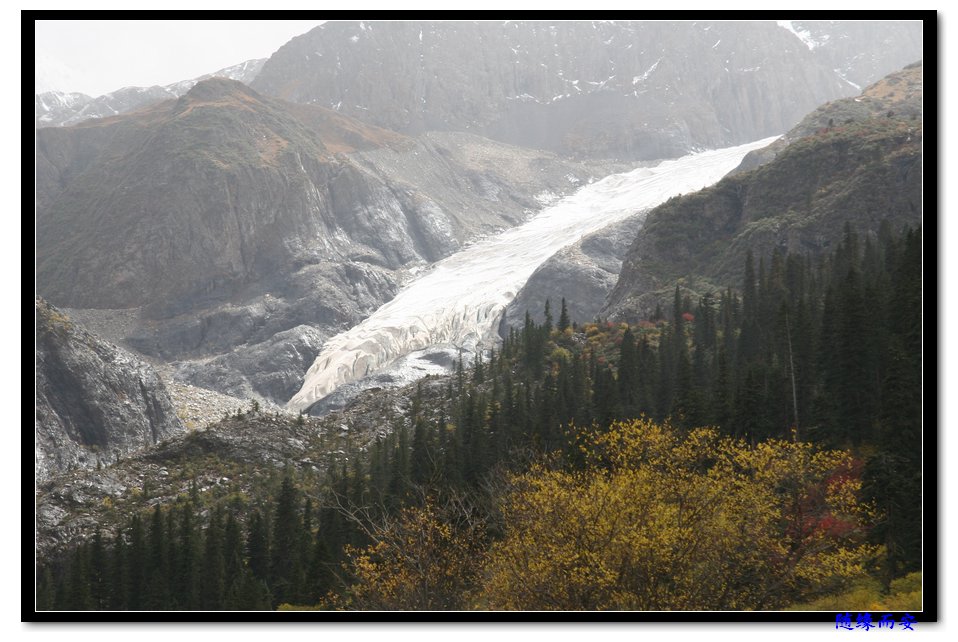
[246,509,270,587]
[271,476,304,605]
[411,417,431,487]
[201,508,226,610]
[145,505,170,609]
[558,297,570,332]
[126,514,146,610]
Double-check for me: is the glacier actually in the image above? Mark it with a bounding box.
[287,136,778,412]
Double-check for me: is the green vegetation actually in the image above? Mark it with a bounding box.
[787,572,922,612]
[36,224,921,611]
[625,117,921,315]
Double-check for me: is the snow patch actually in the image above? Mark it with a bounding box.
[534,190,560,205]
[834,68,861,91]
[777,20,827,50]
[633,58,661,85]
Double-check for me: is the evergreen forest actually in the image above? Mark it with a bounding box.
[37,223,923,611]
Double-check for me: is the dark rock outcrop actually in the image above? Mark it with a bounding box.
[252,20,922,160]
[35,299,184,482]
[172,324,326,404]
[502,213,645,330]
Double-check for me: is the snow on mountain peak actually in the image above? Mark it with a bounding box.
[777,21,828,50]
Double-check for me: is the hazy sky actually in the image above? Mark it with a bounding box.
[34,20,323,96]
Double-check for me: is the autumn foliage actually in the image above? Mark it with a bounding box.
[335,418,877,611]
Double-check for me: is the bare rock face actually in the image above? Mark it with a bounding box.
[35,299,184,483]
[502,213,645,330]
[36,78,407,313]
[172,324,327,404]
[36,79,606,321]
[251,20,922,160]
[36,78,613,405]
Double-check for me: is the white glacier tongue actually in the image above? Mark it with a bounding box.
[287,136,779,412]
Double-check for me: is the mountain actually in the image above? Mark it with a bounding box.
[501,213,644,329]
[35,299,184,483]
[604,63,923,321]
[34,58,266,128]
[36,77,616,403]
[774,20,923,89]
[251,20,922,160]
[32,20,927,614]
[35,368,428,557]
[502,60,922,329]
[37,77,403,313]
[733,60,923,173]
[287,137,773,413]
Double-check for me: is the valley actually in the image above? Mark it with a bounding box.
[288,136,778,413]
[32,18,926,615]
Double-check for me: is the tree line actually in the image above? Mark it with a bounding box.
[37,223,922,610]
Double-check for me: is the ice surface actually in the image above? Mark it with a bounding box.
[287,137,779,412]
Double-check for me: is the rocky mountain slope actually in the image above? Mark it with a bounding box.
[35,371,440,557]
[35,58,265,128]
[251,20,922,160]
[501,213,645,329]
[286,138,773,413]
[774,20,923,89]
[36,78,617,404]
[604,64,923,321]
[35,299,185,483]
[734,60,923,173]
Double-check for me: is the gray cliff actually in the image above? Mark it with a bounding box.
[35,299,185,483]
[252,20,922,160]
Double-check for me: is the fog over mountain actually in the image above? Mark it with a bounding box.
[34,19,922,409]
[252,20,921,159]
[32,21,926,614]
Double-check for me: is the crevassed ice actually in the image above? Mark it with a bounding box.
[287,136,779,412]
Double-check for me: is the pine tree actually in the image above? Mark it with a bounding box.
[175,504,201,609]
[617,327,638,416]
[270,476,303,605]
[201,508,226,610]
[65,543,93,610]
[558,297,570,332]
[411,416,432,487]
[109,528,126,610]
[246,509,270,588]
[126,514,146,610]
[88,527,107,609]
[222,512,244,607]
[145,506,170,609]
